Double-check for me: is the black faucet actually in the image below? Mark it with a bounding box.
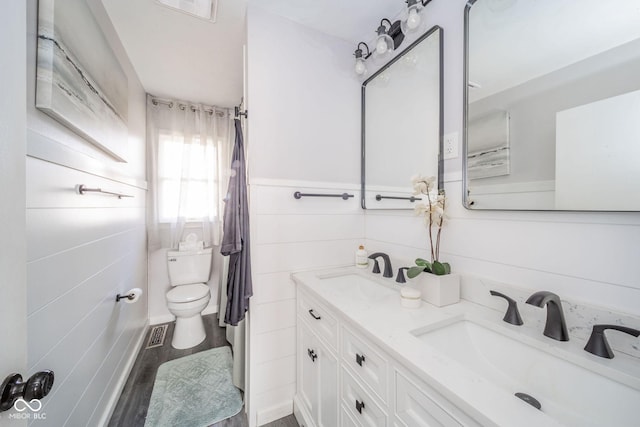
[489,290,523,326]
[584,324,640,359]
[525,291,569,341]
[368,253,393,278]
[395,267,409,283]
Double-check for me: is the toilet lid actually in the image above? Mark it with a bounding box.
[166,283,210,303]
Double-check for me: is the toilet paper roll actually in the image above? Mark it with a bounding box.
[121,288,143,304]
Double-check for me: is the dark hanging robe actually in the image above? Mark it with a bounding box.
[220,119,253,326]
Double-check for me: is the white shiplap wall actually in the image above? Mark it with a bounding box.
[23,0,148,425]
[365,177,640,315]
[248,181,363,425]
[26,159,148,427]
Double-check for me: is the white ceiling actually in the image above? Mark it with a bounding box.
[103,0,406,107]
[469,0,640,101]
[103,0,247,108]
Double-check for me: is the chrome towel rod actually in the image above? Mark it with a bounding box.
[375,194,421,202]
[294,191,354,200]
[76,184,133,199]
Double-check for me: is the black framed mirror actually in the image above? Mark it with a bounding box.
[362,26,443,210]
[463,0,640,211]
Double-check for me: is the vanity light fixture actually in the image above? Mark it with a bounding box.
[401,0,424,33]
[375,19,404,56]
[354,42,372,75]
[401,0,433,34]
[375,19,394,55]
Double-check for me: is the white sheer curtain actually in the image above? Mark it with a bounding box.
[146,95,232,250]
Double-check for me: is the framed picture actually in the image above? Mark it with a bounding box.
[467,110,510,180]
[36,0,129,162]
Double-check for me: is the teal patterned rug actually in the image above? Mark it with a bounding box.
[145,346,243,427]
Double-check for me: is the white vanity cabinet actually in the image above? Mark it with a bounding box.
[295,286,479,427]
[296,291,339,427]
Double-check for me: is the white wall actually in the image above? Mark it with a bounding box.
[0,4,27,427]
[24,0,148,425]
[246,6,362,426]
[247,7,360,184]
[364,0,640,316]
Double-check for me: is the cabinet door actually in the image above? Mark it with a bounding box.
[299,321,319,421]
[317,342,338,427]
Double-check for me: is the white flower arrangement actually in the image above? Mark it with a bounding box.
[407,175,451,277]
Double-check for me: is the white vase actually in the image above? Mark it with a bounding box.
[415,273,460,307]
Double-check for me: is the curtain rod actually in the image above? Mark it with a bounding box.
[150,98,226,117]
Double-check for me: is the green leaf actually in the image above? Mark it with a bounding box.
[407,266,426,279]
[442,262,451,274]
[432,261,447,276]
[415,258,430,267]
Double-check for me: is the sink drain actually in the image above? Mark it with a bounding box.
[515,392,541,410]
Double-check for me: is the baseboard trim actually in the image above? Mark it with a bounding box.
[149,314,174,325]
[96,320,149,427]
[202,305,219,317]
[257,399,293,426]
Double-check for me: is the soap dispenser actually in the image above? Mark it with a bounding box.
[355,245,369,268]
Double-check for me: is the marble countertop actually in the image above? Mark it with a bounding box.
[291,266,640,427]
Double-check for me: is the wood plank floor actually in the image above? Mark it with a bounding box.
[108,314,298,427]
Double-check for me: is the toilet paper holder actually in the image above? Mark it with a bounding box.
[115,293,135,302]
[115,288,142,303]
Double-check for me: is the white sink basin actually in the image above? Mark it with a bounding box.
[412,319,640,426]
[318,273,396,302]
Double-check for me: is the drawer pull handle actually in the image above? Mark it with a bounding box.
[355,399,365,414]
[356,353,366,366]
[308,309,322,320]
[307,348,317,362]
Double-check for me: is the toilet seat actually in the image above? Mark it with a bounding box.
[166,283,210,303]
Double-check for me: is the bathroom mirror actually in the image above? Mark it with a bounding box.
[362,26,443,209]
[464,0,640,211]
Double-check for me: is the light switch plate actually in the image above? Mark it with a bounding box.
[444,132,459,160]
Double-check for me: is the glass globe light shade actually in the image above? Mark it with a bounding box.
[401,4,423,34]
[407,7,421,30]
[375,34,393,55]
[355,57,367,75]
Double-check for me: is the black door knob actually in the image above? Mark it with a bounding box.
[1,371,55,412]
[24,371,54,401]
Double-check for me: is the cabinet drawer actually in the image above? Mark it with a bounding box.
[342,325,388,403]
[341,368,387,427]
[298,290,338,350]
[395,370,463,427]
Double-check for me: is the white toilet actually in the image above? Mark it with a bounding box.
[166,246,213,349]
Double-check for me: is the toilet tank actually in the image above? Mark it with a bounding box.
[167,247,213,286]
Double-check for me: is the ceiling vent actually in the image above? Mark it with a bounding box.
[156,0,218,22]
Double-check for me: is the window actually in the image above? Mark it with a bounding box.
[157,131,218,222]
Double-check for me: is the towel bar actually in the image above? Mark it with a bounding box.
[76,184,133,199]
[294,191,354,200]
